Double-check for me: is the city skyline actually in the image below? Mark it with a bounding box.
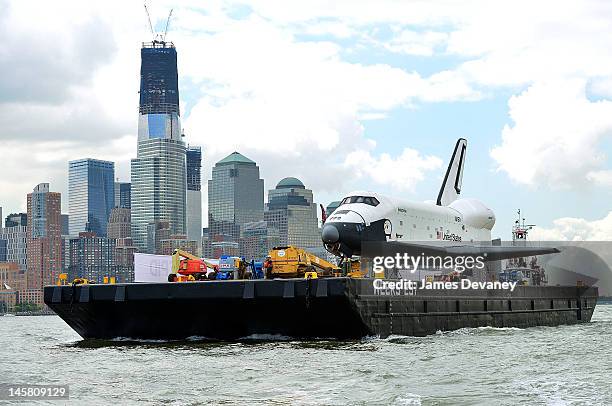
[3,2,612,241]
[0,4,610,404]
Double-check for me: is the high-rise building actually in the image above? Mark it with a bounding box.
[0,239,6,262]
[146,220,171,255]
[208,152,264,243]
[0,262,23,313]
[5,213,27,228]
[264,177,321,249]
[211,241,240,258]
[76,207,137,284]
[114,182,131,209]
[68,159,115,237]
[326,201,341,217]
[1,214,27,272]
[159,234,199,256]
[65,232,116,283]
[61,214,69,235]
[107,208,131,240]
[131,40,186,253]
[115,237,137,283]
[61,235,71,279]
[201,227,213,258]
[186,146,202,246]
[26,183,62,299]
[0,262,25,292]
[240,221,280,260]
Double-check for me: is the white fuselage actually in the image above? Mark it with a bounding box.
[326,191,494,244]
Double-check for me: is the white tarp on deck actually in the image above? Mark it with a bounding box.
[134,253,172,283]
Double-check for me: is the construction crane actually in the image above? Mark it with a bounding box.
[143,2,155,38]
[143,2,173,43]
[162,9,173,42]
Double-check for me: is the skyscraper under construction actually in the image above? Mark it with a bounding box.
[131,40,186,252]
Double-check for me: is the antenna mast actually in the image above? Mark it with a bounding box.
[512,209,536,243]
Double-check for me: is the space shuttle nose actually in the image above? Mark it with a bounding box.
[321,224,340,244]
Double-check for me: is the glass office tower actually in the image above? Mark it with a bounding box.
[131,41,186,252]
[1,213,27,271]
[264,177,321,249]
[114,182,131,209]
[68,159,115,237]
[208,152,264,241]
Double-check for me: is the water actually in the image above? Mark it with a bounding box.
[1,306,611,405]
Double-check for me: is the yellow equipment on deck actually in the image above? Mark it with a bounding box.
[345,259,366,278]
[56,273,68,286]
[268,246,341,278]
[102,276,116,284]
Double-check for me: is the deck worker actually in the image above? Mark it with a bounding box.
[264,256,273,279]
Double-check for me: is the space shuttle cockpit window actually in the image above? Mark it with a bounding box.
[363,197,379,206]
[340,196,380,206]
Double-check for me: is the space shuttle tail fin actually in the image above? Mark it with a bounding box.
[437,138,467,206]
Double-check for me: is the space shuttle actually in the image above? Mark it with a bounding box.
[322,138,558,261]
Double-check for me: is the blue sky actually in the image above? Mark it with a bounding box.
[2,1,612,240]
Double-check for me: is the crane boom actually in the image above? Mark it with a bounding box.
[162,9,173,41]
[268,246,341,278]
[301,250,338,273]
[143,3,155,37]
[172,249,217,270]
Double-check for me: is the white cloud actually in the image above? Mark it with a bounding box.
[530,212,612,241]
[224,2,612,194]
[0,1,146,213]
[379,30,449,56]
[5,0,612,217]
[589,77,612,99]
[343,148,442,191]
[456,4,612,84]
[490,79,612,187]
[0,136,135,213]
[586,170,612,187]
[176,13,474,219]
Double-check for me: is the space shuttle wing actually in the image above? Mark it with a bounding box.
[444,245,559,261]
[382,241,559,262]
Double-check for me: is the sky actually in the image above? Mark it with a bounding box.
[2,0,612,240]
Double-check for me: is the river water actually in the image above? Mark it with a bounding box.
[1,305,611,405]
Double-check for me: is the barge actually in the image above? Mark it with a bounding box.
[44,278,598,340]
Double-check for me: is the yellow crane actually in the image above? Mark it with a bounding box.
[267,246,342,278]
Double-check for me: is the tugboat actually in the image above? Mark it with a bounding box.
[499,210,548,286]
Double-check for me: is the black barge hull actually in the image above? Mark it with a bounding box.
[44,278,598,340]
